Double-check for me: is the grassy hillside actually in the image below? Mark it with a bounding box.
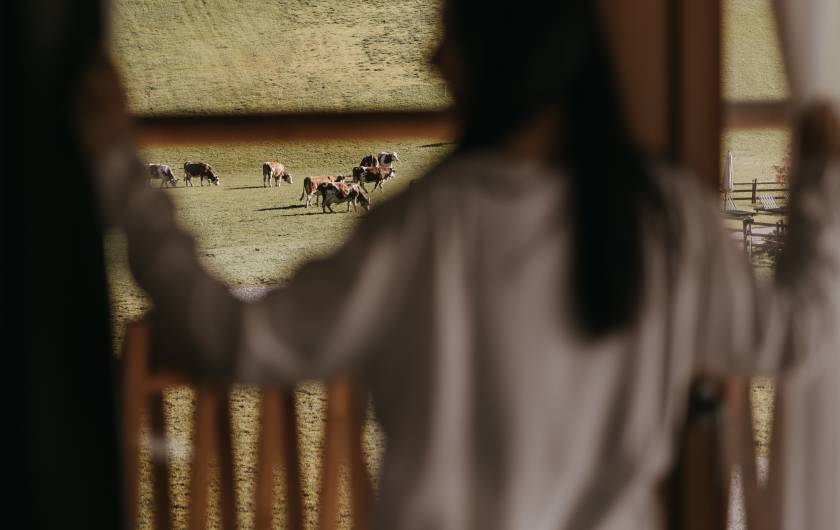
[111,0,447,114]
[107,0,788,527]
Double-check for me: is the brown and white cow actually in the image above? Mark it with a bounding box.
[148,164,178,187]
[262,161,292,187]
[352,165,395,193]
[184,161,220,186]
[300,175,346,207]
[317,181,371,213]
[359,151,399,169]
[359,153,380,169]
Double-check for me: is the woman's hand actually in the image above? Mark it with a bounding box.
[75,53,147,227]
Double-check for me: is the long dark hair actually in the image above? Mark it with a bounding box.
[445,0,666,338]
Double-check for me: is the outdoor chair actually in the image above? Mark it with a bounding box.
[756,194,787,214]
[723,196,756,218]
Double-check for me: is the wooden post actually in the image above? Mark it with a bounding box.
[216,395,238,530]
[189,388,238,530]
[255,390,304,530]
[254,392,281,530]
[149,392,173,530]
[122,321,151,528]
[724,379,766,530]
[189,389,216,530]
[675,0,722,189]
[665,379,728,530]
[280,391,304,530]
[318,382,349,530]
[319,379,373,530]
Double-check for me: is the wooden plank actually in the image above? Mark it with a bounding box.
[764,382,784,530]
[215,393,238,530]
[121,321,150,528]
[600,0,670,154]
[280,391,305,530]
[149,392,173,530]
[725,100,791,130]
[347,385,372,530]
[732,181,787,187]
[145,373,193,393]
[677,0,722,190]
[133,110,456,146]
[254,391,281,530]
[724,380,766,530]
[319,380,351,530]
[667,379,728,530]
[189,389,216,530]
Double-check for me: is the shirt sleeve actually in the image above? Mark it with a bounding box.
[695,159,840,375]
[120,180,425,385]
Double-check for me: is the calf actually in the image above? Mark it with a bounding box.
[352,165,395,193]
[263,161,292,187]
[300,175,346,207]
[148,164,178,188]
[317,182,371,213]
[184,161,221,186]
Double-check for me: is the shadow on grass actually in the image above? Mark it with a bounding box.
[228,185,271,190]
[256,205,343,216]
[256,204,307,212]
[418,142,455,148]
[281,211,348,217]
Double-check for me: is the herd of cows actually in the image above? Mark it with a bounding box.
[147,151,401,213]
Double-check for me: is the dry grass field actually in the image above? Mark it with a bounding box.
[107,0,788,527]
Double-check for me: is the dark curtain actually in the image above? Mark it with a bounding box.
[5,0,123,528]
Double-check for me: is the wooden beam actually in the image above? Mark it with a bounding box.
[724,100,791,129]
[132,110,457,146]
[600,0,670,155]
[676,0,722,190]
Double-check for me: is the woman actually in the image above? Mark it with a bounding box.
[79,1,840,528]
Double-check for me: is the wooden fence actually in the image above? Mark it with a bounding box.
[120,318,771,530]
[121,320,372,530]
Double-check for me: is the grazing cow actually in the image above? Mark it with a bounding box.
[359,153,380,169]
[262,161,292,187]
[317,181,371,213]
[148,164,178,188]
[352,165,396,193]
[359,151,400,169]
[377,151,400,168]
[300,175,345,207]
[184,161,221,186]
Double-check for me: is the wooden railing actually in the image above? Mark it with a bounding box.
[121,318,772,530]
[120,320,372,530]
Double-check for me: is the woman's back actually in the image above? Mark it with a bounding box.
[295,154,743,529]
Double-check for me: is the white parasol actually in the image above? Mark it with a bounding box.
[723,150,734,195]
